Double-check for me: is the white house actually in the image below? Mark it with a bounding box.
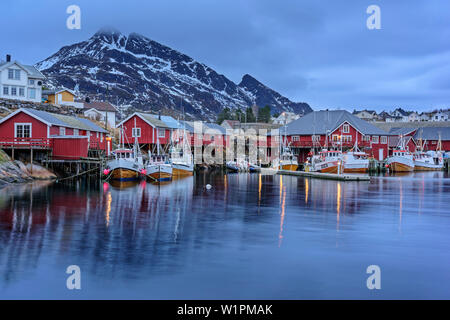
[431,111,449,122]
[273,112,301,125]
[353,110,377,121]
[406,112,419,122]
[419,113,431,121]
[0,55,45,103]
[83,101,117,128]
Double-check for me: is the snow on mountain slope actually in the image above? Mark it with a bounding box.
[36,28,311,120]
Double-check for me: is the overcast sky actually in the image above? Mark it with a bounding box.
[2,0,449,112]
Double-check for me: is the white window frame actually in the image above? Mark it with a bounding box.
[312,135,320,142]
[11,86,17,96]
[29,79,35,85]
[343,124,350,133]
[18,87,25,97]
[363,135,371,142]
[132,127,141,138]
[14,69,20,80]
[372,136,379,143]
[59,127,66,136]
[292,135,300,142]
[8,69,14,80]
[14,123,32,138]
[380,136,387,144]
[3,86,9,95]
[73,129,79,136]
[158,128,165,138]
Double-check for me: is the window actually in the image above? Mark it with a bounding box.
[292,136,300,142]
[372,136,379,143]
[312,135,320,142]
[60,127,66,136]
[73,129,79,136]
[29,79,35,85]
[343,124,350,133]
[11,87,17,96]
[28,88,36,99]
[343,135,352,143]
[158,129,165,138]
[3,86,8,95]
[19,87,25,97]
[132,127,141,137]
[380,136,387,144]
[8,69,14,79]
[211,135,215,142]
[15,123,31,138]
[363,135,371,142]
[14,70,20,80]
[332,135,339,142]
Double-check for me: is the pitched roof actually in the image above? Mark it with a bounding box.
[137,113,169,128]
[413,127,450,141]
[389,127,418,136]
[147,114,183,129]
[0,61,45,79]
[278,110,390,136]
[117,112,169,129]
[178,120,195,133]
[0,108,108,133]
[42,88,75,95]
[83,101,117,112]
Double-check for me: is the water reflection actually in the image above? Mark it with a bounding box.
[0,171,449,299]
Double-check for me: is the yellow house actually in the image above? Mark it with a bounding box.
[42,88,75,104]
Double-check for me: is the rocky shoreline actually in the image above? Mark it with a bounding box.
[0,150,56,186]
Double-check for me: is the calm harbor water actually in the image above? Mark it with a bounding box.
[0,171,449,299]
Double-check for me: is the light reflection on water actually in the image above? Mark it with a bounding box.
[0,171,449,299]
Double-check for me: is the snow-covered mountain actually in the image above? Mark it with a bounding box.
[36,28,311,120]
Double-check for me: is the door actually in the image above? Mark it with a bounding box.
[379,148,384,161]
[57,93,62,104]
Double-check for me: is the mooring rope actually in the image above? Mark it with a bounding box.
[56,166,101,183]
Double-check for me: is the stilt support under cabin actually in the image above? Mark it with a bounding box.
[277,169,370,181]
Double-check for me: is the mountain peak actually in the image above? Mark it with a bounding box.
[36,30,311,120]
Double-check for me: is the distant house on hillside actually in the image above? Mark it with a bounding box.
[83,101,117,128]
[353,110,377,121]
[0,54,45,103]
[42,88,84,109]
[431,110,449,122]
[391,108,409,118]
[406,112,419,122]
[419,112,431,121]
[273,112,300,125]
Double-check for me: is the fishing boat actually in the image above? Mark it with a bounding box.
[386,136,414,172]
[306,149,342,173]
[145,131,173,182]
[413,133,444,171]
[413,151,443,171]
[104,123,144,181]
[342,140,369,173]
[146,154,173,182]
[170,129,194,177]
[279,146,299,171]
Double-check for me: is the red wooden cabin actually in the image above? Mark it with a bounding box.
[0,108,109,160]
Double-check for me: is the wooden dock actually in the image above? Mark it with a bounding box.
[277,169,370,181]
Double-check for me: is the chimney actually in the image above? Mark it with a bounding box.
[158,111,161,120]
[6,54,11,62]
[85,97,91,103]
